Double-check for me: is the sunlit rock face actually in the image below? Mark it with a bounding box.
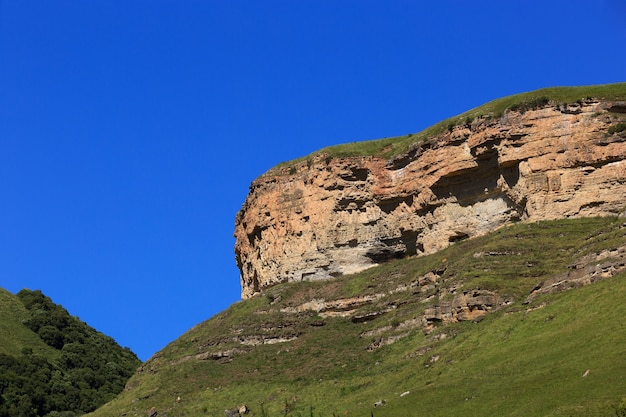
[235,100,626,299]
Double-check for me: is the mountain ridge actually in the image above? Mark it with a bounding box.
[87,82,626,417]
[235,83,626,298]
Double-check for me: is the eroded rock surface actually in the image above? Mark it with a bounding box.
[235,101,626,298]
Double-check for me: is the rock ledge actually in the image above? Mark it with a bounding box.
[235,101,626,298]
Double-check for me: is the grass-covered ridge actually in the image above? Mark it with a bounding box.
[89,216,626,417]
[268,82,626,174]
[0,288,52,358]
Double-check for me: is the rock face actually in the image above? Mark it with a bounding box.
[235,100,626,299]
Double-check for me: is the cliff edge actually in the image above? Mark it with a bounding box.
[235,88,626,299]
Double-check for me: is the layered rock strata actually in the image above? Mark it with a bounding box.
[235,100,626,298]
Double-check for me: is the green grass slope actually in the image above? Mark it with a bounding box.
[0,288,52,358]
[269,82,626,173]
[88,216,626,417]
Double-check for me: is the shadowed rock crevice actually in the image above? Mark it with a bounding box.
[335,197,369,213]
[339,167,370,181]
[365,242,406,264]
[430,147,519,207]
[378,195,414,214]
[246,225,266,246]
[386,142,428,170]
[400,229,420,256]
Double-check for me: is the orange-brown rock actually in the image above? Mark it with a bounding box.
[235,100,626,298]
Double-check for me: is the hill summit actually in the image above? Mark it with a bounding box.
[235,84,626,298]
[88,83,626,417]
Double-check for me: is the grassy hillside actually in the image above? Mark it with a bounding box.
[0,289,141,417]
[88,216,626,417]
[0,288,52,358]
[269,82,626,173]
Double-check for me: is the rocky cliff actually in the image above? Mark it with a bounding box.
[235,96,626,299]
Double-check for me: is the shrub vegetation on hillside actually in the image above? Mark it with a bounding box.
[0,290,140,417]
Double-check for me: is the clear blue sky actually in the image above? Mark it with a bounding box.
[1,1,624,361]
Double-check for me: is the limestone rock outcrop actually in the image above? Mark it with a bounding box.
[235,99,626,299]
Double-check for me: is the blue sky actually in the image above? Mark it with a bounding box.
[1,1,624,361]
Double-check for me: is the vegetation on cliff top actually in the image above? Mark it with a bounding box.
[88,216,626,417]
[0,289,140,417]
[269,82,626,174]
